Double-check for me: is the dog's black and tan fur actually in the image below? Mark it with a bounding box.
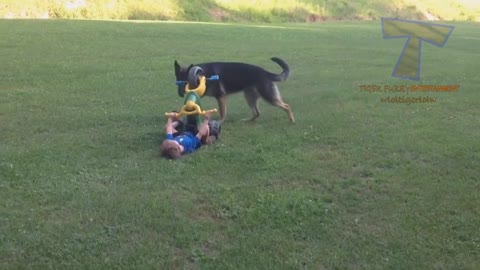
[174,57,295,124]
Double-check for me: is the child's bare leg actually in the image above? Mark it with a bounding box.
[196,112,214,143]
[171,121,181,134]
[196,119,210,140]
[165,119,181,134]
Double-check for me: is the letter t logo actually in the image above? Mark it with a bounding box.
[381,18,454,80]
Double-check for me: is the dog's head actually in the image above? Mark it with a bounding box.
[174,60,193,82]
[174,60,194,97]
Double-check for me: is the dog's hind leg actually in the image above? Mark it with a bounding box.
[259,83,295,124]
[216,95,227,123]
[243,88,261,121]
[272,99,295,124]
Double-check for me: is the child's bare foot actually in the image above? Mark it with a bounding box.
[205,135,217,145]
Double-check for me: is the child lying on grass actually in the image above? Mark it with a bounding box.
[161,111,215,159]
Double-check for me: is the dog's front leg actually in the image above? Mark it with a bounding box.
[217,96,227,123]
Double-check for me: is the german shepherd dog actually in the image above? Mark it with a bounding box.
[174,57,295,124]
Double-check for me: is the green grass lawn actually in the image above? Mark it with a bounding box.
[1,19,479,269]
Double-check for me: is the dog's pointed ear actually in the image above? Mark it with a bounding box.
[187,64,194,71]
[174,60,181,77]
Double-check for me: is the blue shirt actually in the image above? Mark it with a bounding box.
[165,132,201,153]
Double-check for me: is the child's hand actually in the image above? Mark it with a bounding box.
[204,111,213,120]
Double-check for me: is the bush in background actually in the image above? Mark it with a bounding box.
[1,0,479,22]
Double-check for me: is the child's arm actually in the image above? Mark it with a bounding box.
[165,113,177,135]
[195,111,212,139]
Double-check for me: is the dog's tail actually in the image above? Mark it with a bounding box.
[267,57,290,81]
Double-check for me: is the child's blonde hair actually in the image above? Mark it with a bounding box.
[161,140,182,159]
